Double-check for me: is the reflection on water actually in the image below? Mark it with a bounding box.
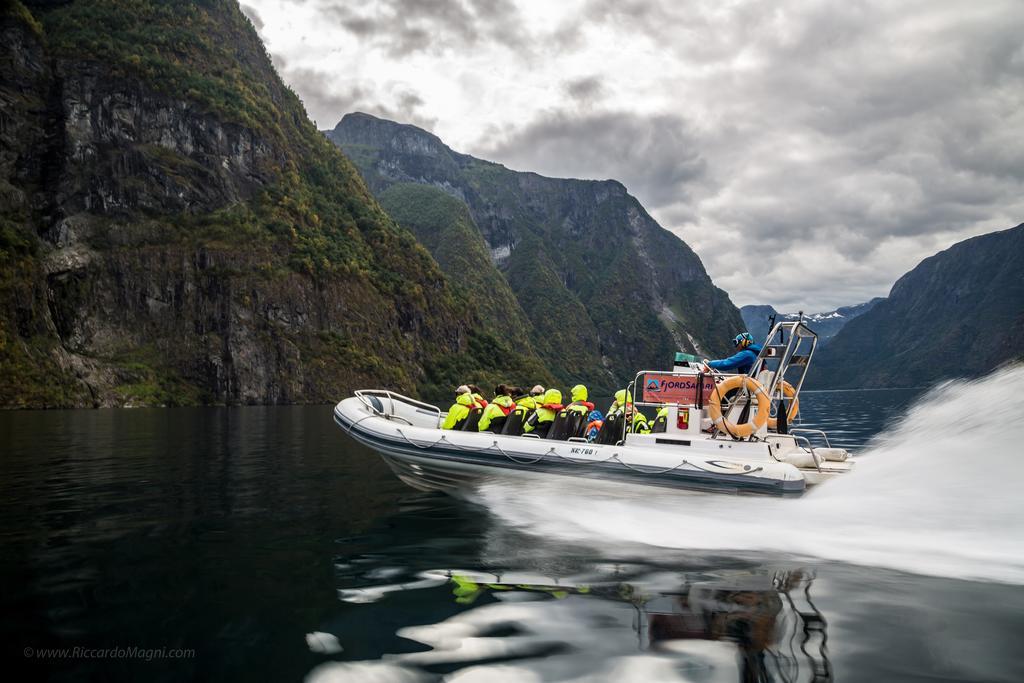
[2,387,1023,682]
[318,558,832,682]
[314,490,1024,683]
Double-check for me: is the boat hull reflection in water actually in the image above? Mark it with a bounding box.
[315,557,832,683]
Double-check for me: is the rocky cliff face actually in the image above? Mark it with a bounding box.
[328,113,744,391]
[808,224,1024,388]
[0,1,538,407]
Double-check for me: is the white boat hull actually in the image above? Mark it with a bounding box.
[333,394,852,497]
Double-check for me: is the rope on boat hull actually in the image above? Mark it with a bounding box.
[391,428,765,478]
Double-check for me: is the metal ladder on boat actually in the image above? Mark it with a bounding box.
[744,320,819,435]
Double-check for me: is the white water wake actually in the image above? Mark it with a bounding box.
[476,364,1024,584]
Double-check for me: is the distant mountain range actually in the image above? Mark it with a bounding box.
[808,223,1024,388]
[741,300,884,345]
[327,112,744,392]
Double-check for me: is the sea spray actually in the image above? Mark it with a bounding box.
[474,364,1024,584]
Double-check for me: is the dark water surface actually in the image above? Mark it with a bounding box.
[2,389,1022,682]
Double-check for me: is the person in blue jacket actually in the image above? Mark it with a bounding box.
[703,332,763,374]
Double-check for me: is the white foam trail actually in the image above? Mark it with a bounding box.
[476,365,1024,584]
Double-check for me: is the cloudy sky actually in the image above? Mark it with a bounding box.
[242,0,1024,311]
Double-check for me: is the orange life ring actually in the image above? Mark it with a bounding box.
[768,381,799,430]
[706,375,770,438]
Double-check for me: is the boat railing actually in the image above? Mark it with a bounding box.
[789,428,832,448]
[623,368,716,444]
[354,390,442,428]
[791,434,822,471]
[753,320,818,417]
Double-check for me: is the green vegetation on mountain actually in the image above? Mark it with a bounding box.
[809,224,1024,388]
[376,184,531,349]
[375,183,554,391]
[328,113,744,392]
[0,0,553,407]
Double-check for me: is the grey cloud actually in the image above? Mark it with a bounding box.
[564,76,605,104]
[277,67,369,127]
[240,3,264,31]
[534,0,1024,309]
[476,110,708,209]
[256,0,1024,311]
[240,3,265,32]
[320,0,529,57]
[275,65,436,131]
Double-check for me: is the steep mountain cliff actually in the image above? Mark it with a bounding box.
[740,299,883,345]
[0,0,545,407]
[327,112,743,391]
[808,224,1024,388]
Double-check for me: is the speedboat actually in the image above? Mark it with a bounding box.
[333,321,853,496]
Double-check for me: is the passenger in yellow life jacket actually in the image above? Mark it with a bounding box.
[442,386,476,430]
[607,389,632,416]
[631,409,651,434]
[607,389,650,434]
[566,384,594,415]
[479,385,515,432]
[525,388,562,438]
[651,405,669,433]
[498,386,535,435]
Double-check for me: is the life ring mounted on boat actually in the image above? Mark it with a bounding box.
[768,380,799,430]
[706,375,770,438]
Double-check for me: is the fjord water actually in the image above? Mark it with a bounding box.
[2,370,1022,682]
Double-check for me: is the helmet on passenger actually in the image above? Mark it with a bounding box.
[733,332,755,349]
[530,385,545,397]
[570,384,588,402]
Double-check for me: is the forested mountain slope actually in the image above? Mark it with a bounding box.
[328,112,744,391]
[0,0,545,407]
[809,224,1024,388]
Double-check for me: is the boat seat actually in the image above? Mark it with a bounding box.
[546,409,573,440]
[460,407,484,431]
[651,414,667,433]
[547,409,586,440]
[501,410,528,436]
[594,412,622,445]
[482,415,507,434]
[532,421,553,438]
